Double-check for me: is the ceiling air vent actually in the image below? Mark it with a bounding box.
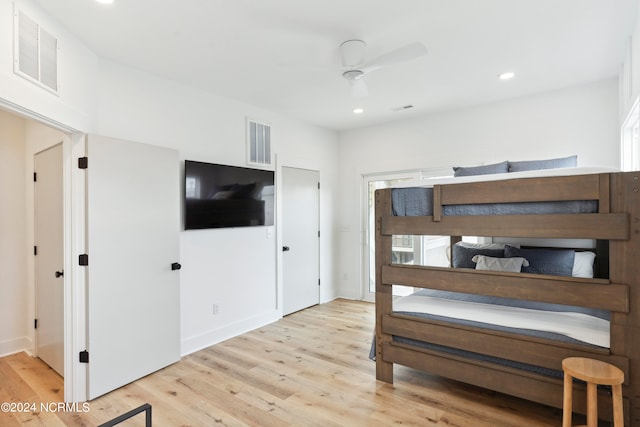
[247,119,272,167]
[14,9,59,94]
[391,104,414,112]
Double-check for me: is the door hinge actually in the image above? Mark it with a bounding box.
[79,350,89,363]
[78,157,88,169]
[318,230,320,238]
[33,172,37,182]
[34,246,37,256]
[79,254,89,266]
[34,319,38,329]
[317,182,320,189]
[318,279,320,286]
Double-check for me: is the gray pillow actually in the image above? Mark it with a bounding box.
[504,245,575,276]
[453,161,509,177]
[508,155,577,173]
[472,255,529,272]
[452,244,505,269]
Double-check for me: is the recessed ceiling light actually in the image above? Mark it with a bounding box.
[499,72,515,80]
[353,108,364,114]
[96,0,114,4]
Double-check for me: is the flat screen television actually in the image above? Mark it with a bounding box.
[184,160,275,230]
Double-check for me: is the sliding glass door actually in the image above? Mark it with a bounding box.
[362,168,451,301]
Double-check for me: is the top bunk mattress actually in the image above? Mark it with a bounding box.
[391,167,617,217]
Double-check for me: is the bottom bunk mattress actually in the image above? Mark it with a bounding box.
[370,289,610,378]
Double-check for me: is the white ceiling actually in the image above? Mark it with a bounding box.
[33,0,638,131]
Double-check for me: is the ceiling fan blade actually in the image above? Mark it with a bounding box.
[360,42,427,74]
[349,78,368,98]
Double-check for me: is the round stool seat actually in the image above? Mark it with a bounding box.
[562,357,624,427]
[562,357,624,386]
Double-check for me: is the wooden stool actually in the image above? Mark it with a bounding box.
[562,357,624,427]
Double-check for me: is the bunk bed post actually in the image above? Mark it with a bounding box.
[609,171,640,425]
[449,236,462,264]
[375,189,394,383]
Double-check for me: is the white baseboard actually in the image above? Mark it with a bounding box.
[181,310,280,357]
[0,336,32,358]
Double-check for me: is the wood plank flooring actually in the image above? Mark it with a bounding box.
[0,299,569,426]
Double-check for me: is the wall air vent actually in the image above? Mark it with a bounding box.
[14,9,59,94]
[247,119,272,167]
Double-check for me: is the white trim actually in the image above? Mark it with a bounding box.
[65,133,87,402]
[621,96,640,171]
[0,96,80,134]
[0,337,32,358]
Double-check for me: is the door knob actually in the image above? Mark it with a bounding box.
[171,262,182,271]
[282,246,290,252]
[55,270,64,278]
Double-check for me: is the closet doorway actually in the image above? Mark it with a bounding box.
[34,143,65,376]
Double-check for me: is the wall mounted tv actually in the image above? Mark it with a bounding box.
[184,160,275,230]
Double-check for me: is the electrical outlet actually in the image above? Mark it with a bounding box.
[212,303,220,315]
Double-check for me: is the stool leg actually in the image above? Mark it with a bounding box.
[612,384,623,427]
[586,382,597,427]
[563,373,573,427]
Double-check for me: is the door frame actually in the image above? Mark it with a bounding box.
[0,98,87,402]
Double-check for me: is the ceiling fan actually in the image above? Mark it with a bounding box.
[340,39,427,98]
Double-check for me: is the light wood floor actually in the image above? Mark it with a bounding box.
[1,299,570,426]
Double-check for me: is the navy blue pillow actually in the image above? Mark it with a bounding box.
[453,161,509,177]
[508,155,577,173]
[504,245,575,276]
[452,245,504,269]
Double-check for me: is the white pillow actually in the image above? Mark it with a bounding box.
[572,251,596,278]
[472,255,529,273]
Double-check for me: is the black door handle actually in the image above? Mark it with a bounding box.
[171,262,182,271]
[282,246,290,252]
[55,270,64,278]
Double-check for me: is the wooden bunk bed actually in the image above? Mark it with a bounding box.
[374,171,640,425]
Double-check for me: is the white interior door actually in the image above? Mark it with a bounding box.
[34,143,64,376]
[86,135,180,399]
[282,167,320,315]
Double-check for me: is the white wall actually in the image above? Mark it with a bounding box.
[93,60,340,355]
[336,79,620,299]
